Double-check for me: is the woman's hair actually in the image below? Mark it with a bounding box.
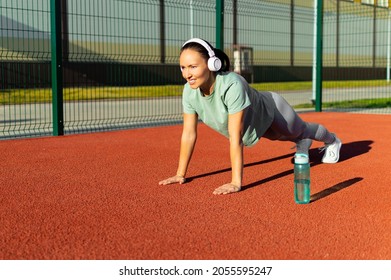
[181,39,231,72]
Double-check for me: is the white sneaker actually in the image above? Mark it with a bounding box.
[321,135,342,163]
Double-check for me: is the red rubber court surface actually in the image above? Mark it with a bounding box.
[1,112,390,260]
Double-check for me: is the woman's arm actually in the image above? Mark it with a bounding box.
[176,113,198,178]
[213,109,245,195]
[159,113,198,185]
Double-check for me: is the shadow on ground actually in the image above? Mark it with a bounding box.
[188,140,373,195]
[310,177,363,202]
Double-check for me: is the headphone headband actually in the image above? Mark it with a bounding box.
[182,38,222,72]
[182,38,216,58]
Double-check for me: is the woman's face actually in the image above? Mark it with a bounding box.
[180,49,214,94]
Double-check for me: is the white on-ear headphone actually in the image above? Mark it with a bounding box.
[182,38,222,72]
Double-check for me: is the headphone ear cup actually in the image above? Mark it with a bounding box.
[208,56,222,72]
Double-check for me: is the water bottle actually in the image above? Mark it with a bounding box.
[294,153,310,204]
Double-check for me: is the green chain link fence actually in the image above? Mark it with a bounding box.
[1,0,390,140]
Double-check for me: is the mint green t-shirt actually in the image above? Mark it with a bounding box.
[182,71,275,147]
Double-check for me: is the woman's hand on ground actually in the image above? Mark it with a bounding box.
[213,183,241,195]
[159,175,186,185]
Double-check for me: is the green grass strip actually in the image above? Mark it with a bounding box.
[294,98,391,109]
[1,80,390,105]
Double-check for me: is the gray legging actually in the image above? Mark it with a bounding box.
[263,92,335,153]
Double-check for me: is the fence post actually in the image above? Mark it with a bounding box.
[387,9,391,83]
[336,0,340,67]
[50,0,64,136]
[290,0,294,66]
[233,0,237,45]
[160,0,166,64]
[216,0,224,49]
[312,0,323,112]
[373,3,377,68]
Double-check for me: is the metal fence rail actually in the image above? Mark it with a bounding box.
[1,0,390,140]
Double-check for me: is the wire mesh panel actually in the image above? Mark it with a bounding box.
[0,0,52,138]
[232,0,311,66]
[62,0,217,134]
[323,0,391,114]
[63,0,184,134]
[224,0,316,107]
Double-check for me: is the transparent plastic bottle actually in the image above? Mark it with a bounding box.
[294,154,310,204]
